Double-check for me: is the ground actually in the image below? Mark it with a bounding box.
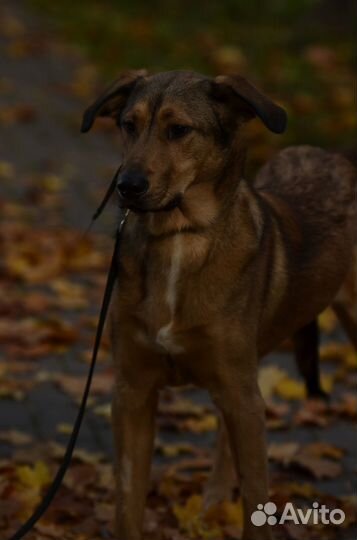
[0,1,356,539]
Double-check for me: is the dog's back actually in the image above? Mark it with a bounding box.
[254,145,357,348]
[254,145,356,247]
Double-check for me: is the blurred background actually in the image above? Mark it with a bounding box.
[31,0,357,163]
[0,1,356,539]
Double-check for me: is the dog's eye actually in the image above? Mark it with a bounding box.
[121,120,136,136]
[167,124,193,140]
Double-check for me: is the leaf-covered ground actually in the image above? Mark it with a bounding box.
[0,1,356,539]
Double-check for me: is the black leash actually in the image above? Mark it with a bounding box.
[81,164,122,239]
[8,169,128,540]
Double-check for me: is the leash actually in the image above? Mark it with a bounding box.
[81,164,122,239]
[8,168,128,540]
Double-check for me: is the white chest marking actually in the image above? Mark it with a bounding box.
[156,322,185,354]
[156,236,185,354]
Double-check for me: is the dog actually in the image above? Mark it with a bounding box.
[82,70,357,540]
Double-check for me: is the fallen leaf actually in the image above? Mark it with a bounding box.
[318,308,338,333]
[269,442,343,479]
[181,414,218,433]
[269,442,300,464]
[49,279,88,309]
[304,442,345,461]
[259,365,286,400]
[293,454,342,480]
[156,440,201,458]
[275,377,305,400]
[54,371,113,399]
[16,461,51,490]
[294,400,330,428]
[0,160,15,179]
[0,104,36,125]
[0,430,33,445]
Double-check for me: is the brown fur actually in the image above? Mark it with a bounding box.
[82,70,357,540]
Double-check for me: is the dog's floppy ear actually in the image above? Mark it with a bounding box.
[81,69,148,133]
[211,74,287,134]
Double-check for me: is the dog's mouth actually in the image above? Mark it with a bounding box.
[119,194,182,214]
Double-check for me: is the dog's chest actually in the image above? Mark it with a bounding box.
[155,235,184,354]
[129,233,210,354]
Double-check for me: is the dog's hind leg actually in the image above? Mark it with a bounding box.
[293,319,328,399]
[203,413,237,510]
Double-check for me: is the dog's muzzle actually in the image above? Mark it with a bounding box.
[121,195,181,214]
[116,170,149,200]
[117,170,182,214]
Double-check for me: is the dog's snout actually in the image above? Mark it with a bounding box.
[117,170,149,199]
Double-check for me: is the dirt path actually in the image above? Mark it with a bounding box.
[0,0,120,230]
[0,0,122,455]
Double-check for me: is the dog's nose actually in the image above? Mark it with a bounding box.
[117,170,149,199]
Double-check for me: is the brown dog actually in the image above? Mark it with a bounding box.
[82,70,357,540]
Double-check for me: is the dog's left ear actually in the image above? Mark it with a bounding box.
[81,69,148,133]
[211,74,287,134]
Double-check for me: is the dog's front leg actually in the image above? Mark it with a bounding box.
[209,344,273,540]
[111,341,162,540]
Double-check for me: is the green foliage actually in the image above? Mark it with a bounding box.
[28,0,356,164]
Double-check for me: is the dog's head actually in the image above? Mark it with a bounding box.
[82,70,287,214]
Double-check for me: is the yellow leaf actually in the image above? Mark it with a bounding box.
[0,160,15,179]
[174,495,206,538]
[206,499,244,529]
[173,495,221,539]
[275,377,305,400]
[321,373,335,394]
[174,495,244,539]
[157,441,195,458]
[40,173,65,192]
[15,462,51,518]
[318,308,338,333]
[258,365,287,400]
[49,278,88,309]
[94,402,111,419]
[183,414,218,433]
[56,422,73,435]
[320,342,351,362]
[16,461,51,490]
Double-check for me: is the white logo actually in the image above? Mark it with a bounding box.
[251,502,345,527]
[251,503,278,526]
